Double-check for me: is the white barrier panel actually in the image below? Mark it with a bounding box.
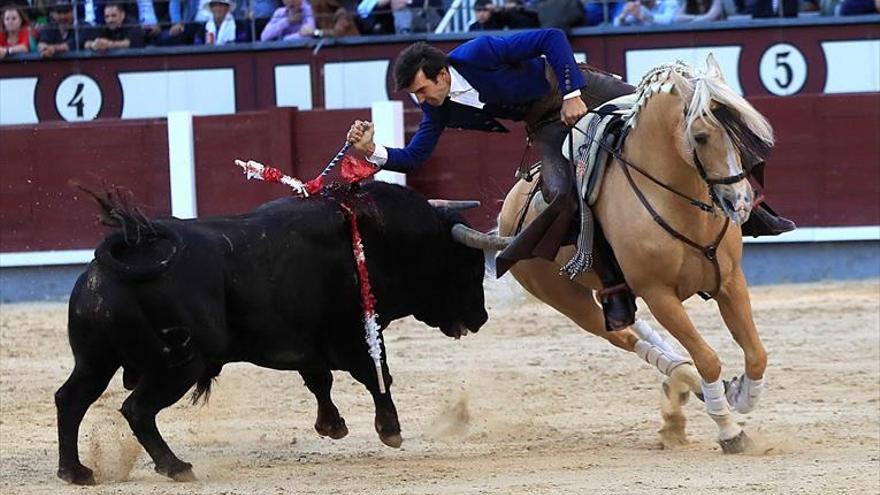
[119,69,236,119]
[167,111,198,219]
[0,78,38,125]
[625,46,743,95]
[822,40,880,94]
[324,60,390,109]
[371,101,406,186]
[274,64,313,110]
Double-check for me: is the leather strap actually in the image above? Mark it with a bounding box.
[616,151,730,298]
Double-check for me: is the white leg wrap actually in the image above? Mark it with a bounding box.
[632,320,688,362]
[701,378,742,440]
[701,379,730,416]
[635,340,690,376]
[725,374,765,414]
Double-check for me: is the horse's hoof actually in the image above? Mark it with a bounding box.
[170,468,197,482]
[662,380,691,405]
[379,432,403,448]
[58,464,96,485]
[718,430,753,454]
[316,418,349,440]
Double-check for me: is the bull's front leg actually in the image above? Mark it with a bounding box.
[299,370,349,439]
[347,356,401,448]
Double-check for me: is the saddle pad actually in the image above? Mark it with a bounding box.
[562,94,635,206]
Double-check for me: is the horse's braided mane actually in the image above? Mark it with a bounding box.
[625,59,775,164]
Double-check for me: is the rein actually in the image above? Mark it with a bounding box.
[585,126,733,298]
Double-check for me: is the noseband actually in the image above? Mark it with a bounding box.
[693,150,752,186]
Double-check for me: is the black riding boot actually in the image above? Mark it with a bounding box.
[592,225,637,332]
[741,203,796,237]
[496,121,577,277]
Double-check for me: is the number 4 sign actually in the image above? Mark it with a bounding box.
[759,43,808,96]
[55,74,103,121]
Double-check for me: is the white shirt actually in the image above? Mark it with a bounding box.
[367,66,581,167]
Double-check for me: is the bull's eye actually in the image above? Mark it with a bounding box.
[694,133,709,145]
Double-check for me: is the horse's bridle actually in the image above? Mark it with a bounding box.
[582,122,751,299]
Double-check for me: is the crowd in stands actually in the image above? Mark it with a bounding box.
[0,0,877,58]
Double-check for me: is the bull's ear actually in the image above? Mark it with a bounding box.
[428,200,481,210]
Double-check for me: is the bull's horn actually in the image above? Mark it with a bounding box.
[451,224,512,250]
[429,199,481,210]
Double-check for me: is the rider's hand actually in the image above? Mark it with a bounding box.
[347,120,376,157]
[561,97,588,127]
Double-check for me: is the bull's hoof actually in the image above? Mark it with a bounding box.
[718,431,753,454]
[58,464,96,485]
[379,432,403,448]
[156,461,196,482]
[316,418,349,440]
[170,468,197,482]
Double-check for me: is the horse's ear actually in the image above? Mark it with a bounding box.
[705,53,725,81]
[670,70,694,103]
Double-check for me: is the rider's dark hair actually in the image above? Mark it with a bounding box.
[394,42,449,91]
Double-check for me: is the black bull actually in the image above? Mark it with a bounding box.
[56,182,491,485]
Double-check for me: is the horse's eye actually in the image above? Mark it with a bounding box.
[694,133,708,145]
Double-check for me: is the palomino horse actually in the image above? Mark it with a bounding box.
[496,55,773,453]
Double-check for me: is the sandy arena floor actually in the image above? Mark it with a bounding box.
[1,279,878,494]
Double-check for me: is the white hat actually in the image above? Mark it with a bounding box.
[204,0,237,12]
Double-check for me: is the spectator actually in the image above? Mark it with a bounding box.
[746,0,798,16]
[76,0,107,25]
[137,0,162,41]
[469,0,504,30]
[499,0,539,28]
[584,1,622,24]
[37,0,77,57]
[680,0,724,18]
[260,0,314,40]
[162,0,210,45]
[234,0,279,35]
[0,4,36,58]
[204,0,237,44]
[839,0,879,13]
[614,0,672,24]
[391,0,442,34]
[355,0,394,33]
[83,2,145,51]
[308,0,359,36]
[30,0,51,26]
[535,0,584,29]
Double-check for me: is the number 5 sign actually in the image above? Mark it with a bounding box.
[55,74,103,121]
[759,43,807,96]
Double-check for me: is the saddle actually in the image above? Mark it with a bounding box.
[513,98,637,331]
[563,95,634,207]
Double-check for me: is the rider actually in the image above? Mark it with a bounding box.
[347,29,794,331]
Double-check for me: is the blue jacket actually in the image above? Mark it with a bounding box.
[384,28,586,173]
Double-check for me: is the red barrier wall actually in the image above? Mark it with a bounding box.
[408,92,880,231]
[1,93,877,252]
[1,119,170,251]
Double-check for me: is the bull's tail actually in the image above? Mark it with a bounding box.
[79,185,182,281]
[190,362,222,406]
[78,184,155,241]
[118,325,221,406]
[159,326,220,406]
